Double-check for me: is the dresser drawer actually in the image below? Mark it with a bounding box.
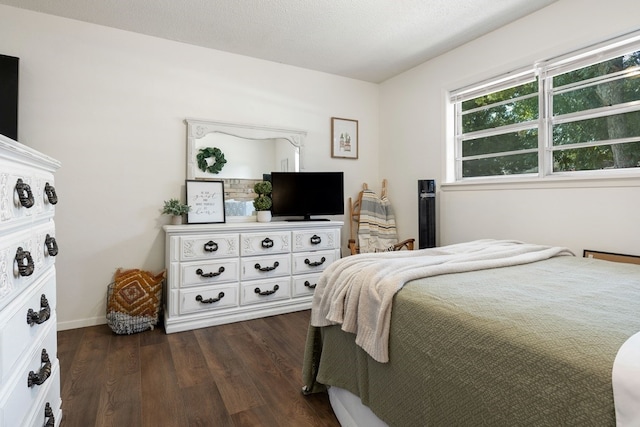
[292,273,321,298]
[241,254,291,280]
[241,277,291,306]
[180,259,240,287]
[291,249,339,275]
[177,233,239,261]
[0,167,57,235]
[0,318,57,427]
[292,229,340,252]
[23,363,61,427]
[0,222,58,311]
[240,231,290,255]
[179,284,239,314]
[0,270,56,386]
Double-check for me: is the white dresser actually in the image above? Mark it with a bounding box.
[163,220,343,333]
[0,135,62,427]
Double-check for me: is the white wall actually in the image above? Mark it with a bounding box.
[4,0,640,329]
[0,5,380,329]
[380,0,640,256]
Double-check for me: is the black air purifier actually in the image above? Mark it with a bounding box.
[0,54,19,141]
[418,179,436,249]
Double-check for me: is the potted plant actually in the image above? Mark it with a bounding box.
[253,181,272,222]
[162,198,191,225]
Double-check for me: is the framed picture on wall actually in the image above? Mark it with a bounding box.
[186,180,226,224]
[331,117,358,159]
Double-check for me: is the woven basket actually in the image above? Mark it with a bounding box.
[106,268,165,335]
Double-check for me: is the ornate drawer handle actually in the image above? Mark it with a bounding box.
[15,178,35,208]
[44,403,55,427]
[28,349,51,387]
[27,294,51,326]
[196,266,225,278]
[15,247,35,277]
[310,235,322,245]
[254,284,279,296]
[196,292,225,304]
[261,237,274,248]
[45,234,59,256]
[305,257,326,267]
[254,261,279,272]
[44,182,58,205]
[204,241,218,252]
[304,281,317,289]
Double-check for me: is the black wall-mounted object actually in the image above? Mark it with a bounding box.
[418,179,436,249]
[0,54,19,141]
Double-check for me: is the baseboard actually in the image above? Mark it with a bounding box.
[57,316,106,331]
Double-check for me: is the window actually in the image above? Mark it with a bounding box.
[450,31,640,182]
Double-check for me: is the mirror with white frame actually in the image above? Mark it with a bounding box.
[185,119,306,221]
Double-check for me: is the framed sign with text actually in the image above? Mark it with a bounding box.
[186,180,226,224]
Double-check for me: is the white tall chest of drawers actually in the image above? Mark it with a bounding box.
[0,135,62,427]
[163,221,343,333]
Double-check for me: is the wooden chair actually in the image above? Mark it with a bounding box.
[348,180,415,255]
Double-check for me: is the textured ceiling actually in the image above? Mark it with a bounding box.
[0,0,557,83]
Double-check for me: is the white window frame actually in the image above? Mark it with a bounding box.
[448,30,640,185]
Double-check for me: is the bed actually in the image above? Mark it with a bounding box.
[301,240,640,426]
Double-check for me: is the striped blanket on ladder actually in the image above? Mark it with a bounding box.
[357,184,399,253]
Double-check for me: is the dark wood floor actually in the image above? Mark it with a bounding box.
[57,310,340,427]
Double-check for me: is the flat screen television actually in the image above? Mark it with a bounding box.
[0,54,19,141]
[270,171,344,221]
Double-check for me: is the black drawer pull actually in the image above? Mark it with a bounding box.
[254,284,279,296]
[28,349,51,387]
[304,257,326,267]
[27,294,51,326]
[15,247,35,277]
[310,235,322,245]
[44,182,58,205]
[204,241,218,252]
[261,237,274,248]
[44,402,55,427]
[304,281,317,289]
[196,292,225,304]
[255,261,279,272]
[45,234,59,256]
[196,266,225,278]
[15,178,35,208]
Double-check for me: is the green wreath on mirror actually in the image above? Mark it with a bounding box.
[196,147,227,174]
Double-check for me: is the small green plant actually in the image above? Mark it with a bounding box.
[162,198,190,216]
[253,181,272,211]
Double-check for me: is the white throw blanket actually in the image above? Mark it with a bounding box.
[311,239,574,363]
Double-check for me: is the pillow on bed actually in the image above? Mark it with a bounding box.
[106,268,165,334]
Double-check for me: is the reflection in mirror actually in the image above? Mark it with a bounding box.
[194,133,298,179]
[185,119,306,221]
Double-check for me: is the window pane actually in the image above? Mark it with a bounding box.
[461,81,537,110]
[462,152,538,177]
[462,96,538,133]
[553,110,640,146]
[553,142,640,171]
[554,75,640,116]
[553,51,640,87]
[462,129,538,156]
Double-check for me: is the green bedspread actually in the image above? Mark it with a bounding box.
[302,256,640,426]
